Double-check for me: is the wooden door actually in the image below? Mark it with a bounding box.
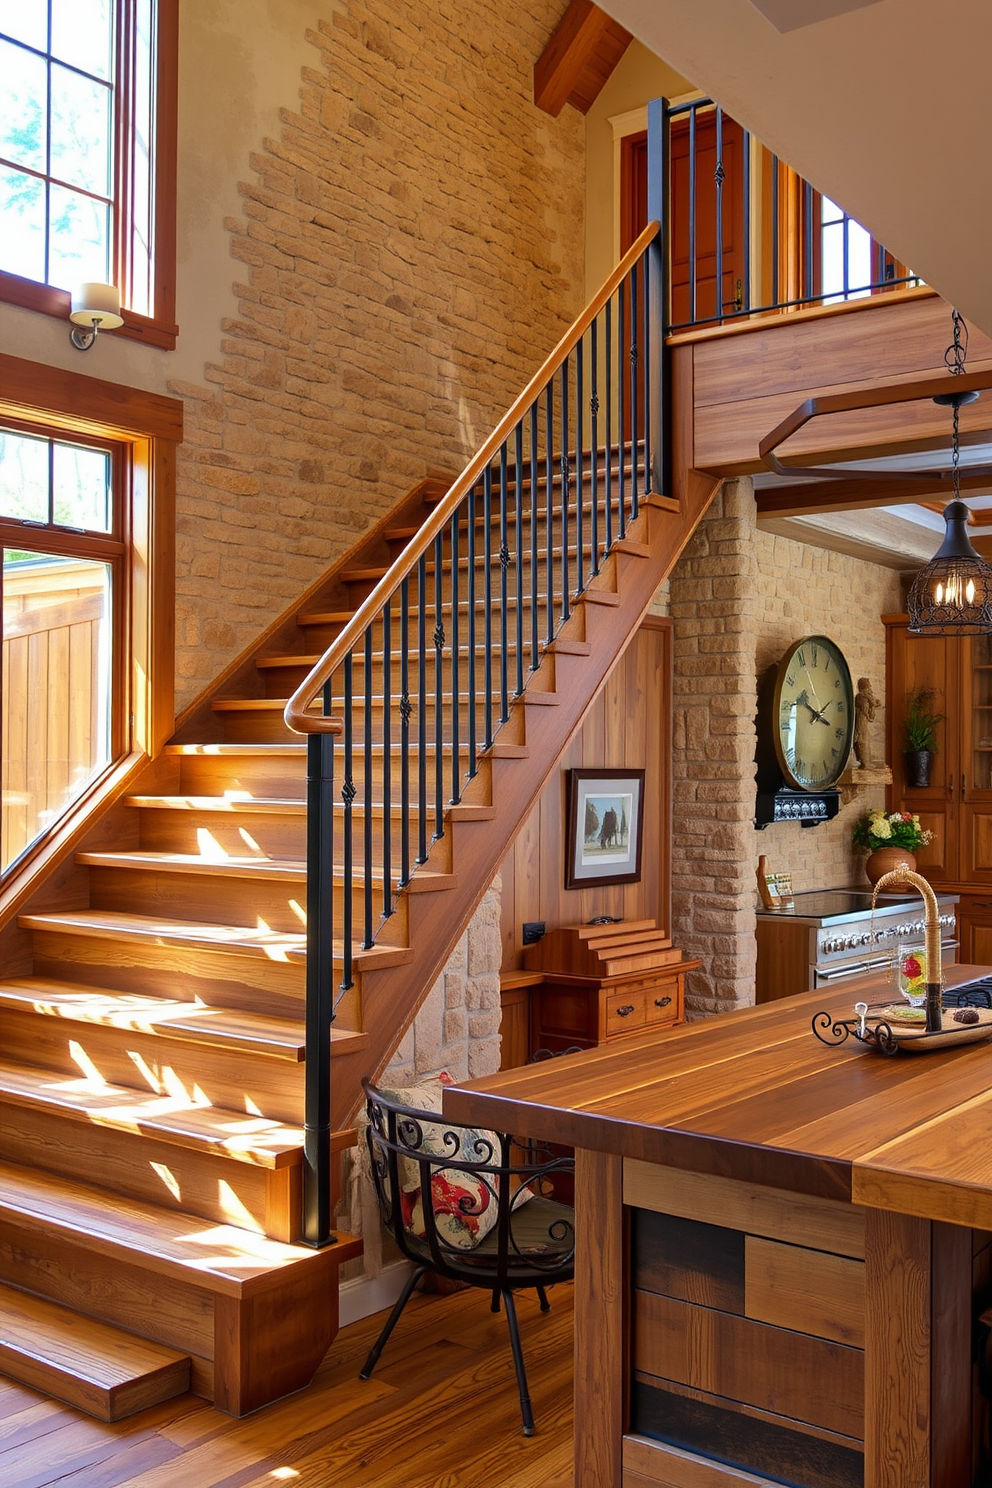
[886,621,957,882]
[669,110,746,330]
[956,634,992,883]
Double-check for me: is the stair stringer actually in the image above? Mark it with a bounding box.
[335,476,722,1134]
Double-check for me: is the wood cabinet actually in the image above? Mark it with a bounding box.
[520,919,696,1056]
[886,617,992,888]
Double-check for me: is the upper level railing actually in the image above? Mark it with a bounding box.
[663,96,922,334]
[287,118,667,1240]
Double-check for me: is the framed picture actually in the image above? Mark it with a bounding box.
[564,768,645,890]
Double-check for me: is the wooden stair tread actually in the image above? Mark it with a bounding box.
[0,1282,190,1422]
[0,977,368,1062]
[296,594,551,626]
[18,908,413,970]
[76,849,456,894]
[0,1057,311,1169]
[124,794,307,813]
[164,743,307,756]
[0,1160,363,1294]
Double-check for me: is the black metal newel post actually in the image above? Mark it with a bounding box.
[647,97,670,499]
[303,693,338,1248]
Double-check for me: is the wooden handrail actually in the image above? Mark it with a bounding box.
[284,221,661,734]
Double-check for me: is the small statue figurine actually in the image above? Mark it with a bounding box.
[853,676,880,769]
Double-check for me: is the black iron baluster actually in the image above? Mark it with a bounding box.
[499,441,510,723]
[342,654,355,986]
[605,296,613,551]
[771,153,780,309]
[514,421,524,696]
[648,97,670,501]
[450,510,460,802]
[576,336,585,594]
[641,250,650,495]
[742,128,751,313]
[303,686,336,1247]
[714,104,724,323]
[467,482,477,776]
[362,626,374,949]
[560,359,570,624]
[688,103,697,327]
[544,380,554,645]
[399,579,411,887]
[618,279,627,539]
[590,315,600,571]
[529,401,539,671]
[433,532,445,840]
[804,178,814,303]
[416,555,428,864]
[630,265,639,518]
[381,604,392,918]
[483,465,494,748]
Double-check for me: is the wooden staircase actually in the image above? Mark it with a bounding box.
[0,223,718,1422]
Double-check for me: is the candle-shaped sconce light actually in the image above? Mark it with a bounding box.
[69,282,124,351]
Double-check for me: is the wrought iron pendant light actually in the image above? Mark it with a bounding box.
[907,311,992,634]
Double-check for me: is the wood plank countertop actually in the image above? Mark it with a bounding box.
[444,964,992,1222]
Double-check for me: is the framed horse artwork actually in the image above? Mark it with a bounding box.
[564,768,645,890]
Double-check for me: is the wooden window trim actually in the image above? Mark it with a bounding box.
[0,1,179,351]
[0,350,181,917]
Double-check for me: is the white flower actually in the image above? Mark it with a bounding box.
[873,817,893,839]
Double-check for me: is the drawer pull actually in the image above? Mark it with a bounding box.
[615,1004,636,1018]
[654,996,672,1009]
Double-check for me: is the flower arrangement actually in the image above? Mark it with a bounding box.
[852,809,933,853]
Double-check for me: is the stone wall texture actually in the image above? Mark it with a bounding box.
[670,480,903,1017]
[169,0,584,709]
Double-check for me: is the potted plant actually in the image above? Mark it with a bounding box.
[852,809,933,885]
[903,686,945,788]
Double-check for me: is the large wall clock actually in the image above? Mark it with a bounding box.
[772,634,855,792]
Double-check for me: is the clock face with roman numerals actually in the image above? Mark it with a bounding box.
[772,635,854,792]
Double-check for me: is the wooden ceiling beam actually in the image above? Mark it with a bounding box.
[534,0,633,118]
[755,470,992,520]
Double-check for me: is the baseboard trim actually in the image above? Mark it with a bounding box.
[339,1261,416,1328]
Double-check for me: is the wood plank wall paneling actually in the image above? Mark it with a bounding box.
[686,295,992,475]
[499,619,671,969]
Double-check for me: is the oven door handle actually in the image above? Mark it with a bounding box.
[817,961,869,980]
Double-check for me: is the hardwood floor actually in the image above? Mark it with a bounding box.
[0,1283,574,1487]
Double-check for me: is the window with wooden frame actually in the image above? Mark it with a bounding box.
[0,0,178,349]
[0,353,180,896]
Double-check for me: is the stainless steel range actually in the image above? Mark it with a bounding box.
[755,888,959,1003]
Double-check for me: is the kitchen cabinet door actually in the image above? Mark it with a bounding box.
[886,622,957,882]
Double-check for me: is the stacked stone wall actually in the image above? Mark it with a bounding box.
[669,479,904,1017]
[169,0,584,709]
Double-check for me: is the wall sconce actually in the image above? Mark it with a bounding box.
[69,282,124,351]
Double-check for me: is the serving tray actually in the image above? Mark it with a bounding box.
[812,980,992,1057]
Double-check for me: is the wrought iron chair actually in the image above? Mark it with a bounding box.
[359,1078,575,1436]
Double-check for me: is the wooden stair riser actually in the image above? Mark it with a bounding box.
[171,748,308,800]
[339,546,606,609]
[213,693,541,745]
[297,593,555,650]
[256,644,542,699]
[86,862,414,943]
[0,1100,292,1237]
[31,930,308,1021]
[0,1003,309,1125]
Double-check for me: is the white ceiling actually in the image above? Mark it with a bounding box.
[600,0,992,341]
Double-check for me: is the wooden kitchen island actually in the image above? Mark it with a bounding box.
[444,965,992,1488]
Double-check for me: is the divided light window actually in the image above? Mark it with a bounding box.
[0,422,125,875]
[0,0,177,346]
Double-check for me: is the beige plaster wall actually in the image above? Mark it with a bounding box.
[670,478,902,1016]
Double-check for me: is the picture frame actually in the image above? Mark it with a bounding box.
[564,768,645,890]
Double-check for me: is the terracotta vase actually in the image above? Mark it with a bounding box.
[864,846,917,887]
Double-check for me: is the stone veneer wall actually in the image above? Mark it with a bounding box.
[669,479,904,1017]
[169,0,584,710]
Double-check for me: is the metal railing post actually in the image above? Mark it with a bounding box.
[647,97,670,497]
[303,707,338,1248]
